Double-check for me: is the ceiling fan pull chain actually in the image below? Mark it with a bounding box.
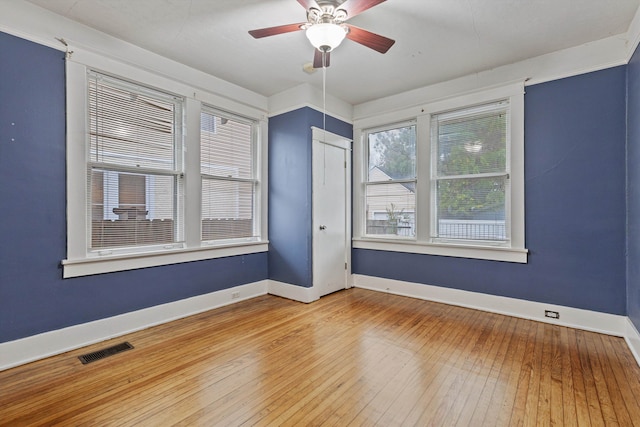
[322,49,328,185]
[322,49,327,139]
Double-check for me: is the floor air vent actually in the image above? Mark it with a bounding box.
[78,341,134,364]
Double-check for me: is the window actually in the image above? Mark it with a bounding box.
[200,108,257,242]
[432,101,509,243]
[364,122,416,238]
[63,58,267,278]
[88,72,184,252]
[353,83,526,263]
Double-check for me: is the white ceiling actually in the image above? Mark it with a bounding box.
[25,0,640,105]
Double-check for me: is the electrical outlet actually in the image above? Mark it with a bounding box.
[231,292,240,299]
[544,310,560,319]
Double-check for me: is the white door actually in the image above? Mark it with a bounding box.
[313,136,349,297]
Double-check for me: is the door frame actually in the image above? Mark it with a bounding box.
[311,126,352,300]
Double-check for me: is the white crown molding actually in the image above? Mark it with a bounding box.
[626,1,640,62]
[0,0,268,112]
[0,281,268,372]
[268,83,354,124]
[0,0,71,52]
[353,34,628,121]
[3,0,636,122]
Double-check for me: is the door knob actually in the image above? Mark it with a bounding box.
[319,225,326,230]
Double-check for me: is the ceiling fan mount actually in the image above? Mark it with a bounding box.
[305,2,348,26]
[249,0,395,68]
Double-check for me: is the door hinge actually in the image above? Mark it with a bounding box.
[344,161,347,169]
[345,262,348,270]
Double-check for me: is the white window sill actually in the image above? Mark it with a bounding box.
[62,241,269,278]
[353,238,528,263]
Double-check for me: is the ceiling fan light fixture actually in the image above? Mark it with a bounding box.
[305,23,347,52]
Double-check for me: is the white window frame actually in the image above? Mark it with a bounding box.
[199,106,260,245]
[63,49,268,278]
[363,120,417,240]
[86,71,186,255]
[353,83,527,263]
[430,100,511,245]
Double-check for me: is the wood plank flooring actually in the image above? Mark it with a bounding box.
[1,288,640,426]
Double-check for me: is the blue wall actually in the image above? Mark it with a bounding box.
[268,107,352,287]
[0,32,268,343]
[628,43,640,330]
[354,66,628,315]
[1,27,635,345]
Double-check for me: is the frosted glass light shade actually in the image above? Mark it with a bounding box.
[306,23,347,51]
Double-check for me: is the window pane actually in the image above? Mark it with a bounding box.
[436,176,506,241]
[90,169,178,248]
[200,108,256,242]
[88,74,179,171]
[87,72,183,253]
[365,182,415,237]
[202,178,255,241]
[201,111,253,179]
[436,109,507,176]
[368,124,416,181]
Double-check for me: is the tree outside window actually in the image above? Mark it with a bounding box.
[433,102,509,241]
[365,123,416,237]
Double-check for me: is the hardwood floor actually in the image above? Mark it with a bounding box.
[1,288,640,426]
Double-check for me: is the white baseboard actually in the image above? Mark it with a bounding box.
[4,275,638,372]
[267,280,319,303]
[625,318,640,367]
[0,280,268,372]
[353,274,627,337]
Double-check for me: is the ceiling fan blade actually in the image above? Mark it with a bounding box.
[297,0,320,10]
[249,22,306,39]
[313,49,331,68]
[338,0,387,19]
[345,24,395,53]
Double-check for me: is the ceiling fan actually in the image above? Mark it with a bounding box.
[248,0,395,68]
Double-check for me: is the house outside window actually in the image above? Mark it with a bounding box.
[364,122,416,238]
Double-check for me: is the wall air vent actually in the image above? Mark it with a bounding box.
[78,342,134,364]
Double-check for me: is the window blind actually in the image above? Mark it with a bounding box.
[200,109,257,241]
[87,71,183,250]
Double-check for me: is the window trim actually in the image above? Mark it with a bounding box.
[63,51,268,278]
[352,82,527,263]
